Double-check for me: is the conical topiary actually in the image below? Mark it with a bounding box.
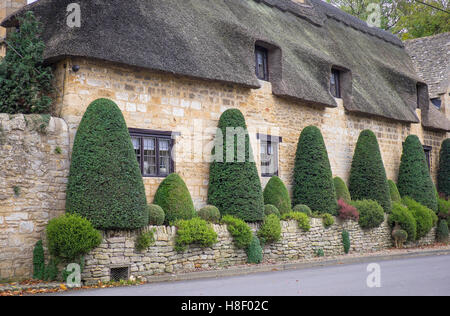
[437,138,450,198]
[207,109,264,222]
[153,173,196,224]
[397,135,438,212]
[333,176,351,203]
[66,98,148,230]
[263,176,292,215]
[349,130,391,212]
[388,180,401,203]
[292,126,337,215]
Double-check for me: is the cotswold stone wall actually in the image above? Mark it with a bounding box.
[82,216,436,285]
[0,114,70,280]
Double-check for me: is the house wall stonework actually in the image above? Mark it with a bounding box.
[53,57,447,209]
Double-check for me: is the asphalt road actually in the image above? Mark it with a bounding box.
[52,254,450,296]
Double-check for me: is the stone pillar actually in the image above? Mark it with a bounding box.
[0,0,27,57]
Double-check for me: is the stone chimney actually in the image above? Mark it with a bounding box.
[1,0,27,57]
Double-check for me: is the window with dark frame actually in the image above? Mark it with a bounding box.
[423,145,432,171]
[431,98,442,109]
[255,46,269,81]
[330,69,341,98]
[129,128,175,177]
[258,134,281,177]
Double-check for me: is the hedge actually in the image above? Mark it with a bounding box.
[388,180,401,203]
[402,197,433,240]
[292,126,337,215]
[333,177,351,204]
[198,205,221,223]
[264,204,281,218]
[437,139,450,198]
[66,98,148,230]
[258,214,282,244]
[174,218,218,252]
[292,204,312,216]
[351,200,385,229]
[263,176,292,215]
[388,202,417,242]
[246,236,263,264]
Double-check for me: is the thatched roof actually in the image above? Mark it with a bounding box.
[3,0,448,131]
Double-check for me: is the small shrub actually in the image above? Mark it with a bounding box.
[322,213,334,228]
[315,248,324,257]
[338,199,359,221]
[402,196,433,240]
[436,220,449,243]
[342,230,350,254]
[174,217,218,252]
[46,214,102,261]
[263,176,292,215]
[54,146,62,155]
[221,215,253,249]
[13,186,21,197]
[438,198,450,219]
[281,212,311,232]
[388,202,417,242]
[258,214,282,244]
[292,204,312,217]
[198,205,221,223]
[147,204,165,226]
[33,240,45,280]
[135,230,155,252]
[246,236,263,264]
[429,210,438,227]
[351,200,385,229]
[334,177,351,203]
[44,259,59,281]
[392,229,408,248]
[264,204,281,218]
[388,180,401,203]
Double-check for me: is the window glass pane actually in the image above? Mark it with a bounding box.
[159,139,170,174]
[131,137,141,165]
[255,47,268,80]
[330,71,338,97]
[261,140,278,176]
[143,137,156,175]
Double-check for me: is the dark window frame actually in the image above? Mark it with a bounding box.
[423,145,432,171]
[330,68,341,98]
[255,46,269,81]
[431,98,442,109]
[129,128,178,178]
[257,133,282,178]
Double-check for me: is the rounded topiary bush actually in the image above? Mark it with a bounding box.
[258,213,282,244]
[437,138,450,198]
[322,213,335,228]
[351,200,385,229]
[388,180,401,203]
[174,217,218,252]
[66,98,148,230]
[397,135,437,212]
[246,236,263,264]
[292,126,337,215]
[198,205,221,223]
[436,219,449,243]
[147,204,165,226]
[349,130,391,212]
[263,176,292,215]
[208,109,264,222]
[402,197,433,240]
[264,204,281,218]
[388,202,417,242]
[153,173,196,225]
[46,214,102,261]
[292,204,312,216]
[221,215,253,249]
[334,177,351,204]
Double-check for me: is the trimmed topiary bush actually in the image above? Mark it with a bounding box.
[264,204,281,218]
[388,202,417,242]
[322,213,335,228]
[388,180,401,203]
[342,230,350,254]
[66,98,148,230]
[153,173,196,225]
[198,205,221,223]
[292,204,312,217]
[349,130,391,212]
[33,240,45,280]
[246,236,263,264]
[258,214,282,244]
[208,109,264,222]
[174,217,218,252]
[397,135,438,212]
[263,176,292,215]
[292,126,337,215]
[338,199,359,221]
[401,197,433,240]
[351,200,385,229]
[281,212,311,231]
[436,219,449,243]
[46,214,102,261]
[334,177,351,203]
[437,138,450,198]
[221,215,253,249]
[147,204,165,226]
[438,198,450,220]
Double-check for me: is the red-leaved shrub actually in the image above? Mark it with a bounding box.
[338,199,359,221]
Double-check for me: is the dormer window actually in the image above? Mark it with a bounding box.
[330,69,341,98]
[431,98,441,109]
[255,46,269,81]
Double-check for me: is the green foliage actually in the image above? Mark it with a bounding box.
[46,214,102,261]
[246,236,263,264]
[438,198,450,219]
[292,204,312,216]
[66,98,148,230]
[208,109,264,222]
[342,230,350,254]
[174,217,218,252]
[293,126,337,215]
[315,248,324,257]
[429,210,438,227]
[351,200,385,229]
[263,176,292,215]
[388,180,402,203]
[397,135,438,212]
[436,219,449,243]
[258,214,282,244]
[438,139,450,198]
[264,204,281,218]
[13,186,21,197]
[0,11,53,114]
[333,177,351,204]
[402,197,433,240]
[147,204,165,226]
[135,230,155,252]
[388,202,417,242]
[54,146,62,155]
[44,259,59,282]
[32,240,45,280]
[281,212,311,232]
[198,205,221,223]
[322,213,335,228]
[153,173,196,225]
[221,215,253,249]
[349,130,391,212]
